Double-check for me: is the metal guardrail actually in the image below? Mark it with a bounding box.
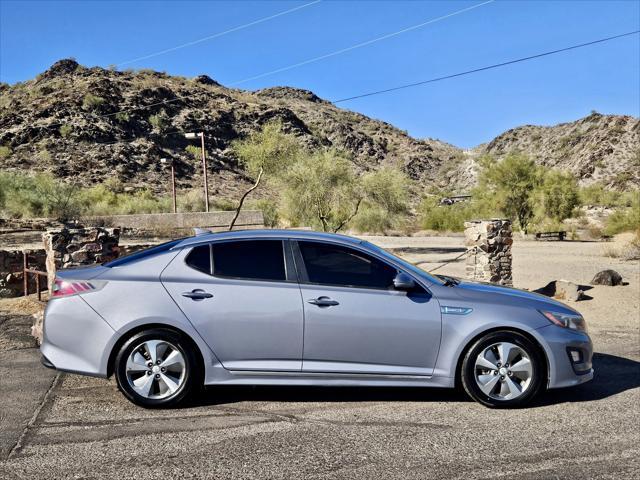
[23,251,47,302]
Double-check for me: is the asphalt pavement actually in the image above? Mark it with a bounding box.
[0,309,638,479]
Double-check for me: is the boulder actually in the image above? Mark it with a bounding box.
[590,269,623,286]
[535,280,584,302]
[31,311,44,345]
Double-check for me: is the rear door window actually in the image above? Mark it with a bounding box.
[212,240,286,281]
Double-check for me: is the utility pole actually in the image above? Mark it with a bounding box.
[160,158,177,213]
[185,132,209,212]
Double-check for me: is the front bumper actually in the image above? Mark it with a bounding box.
[536,324,594,389]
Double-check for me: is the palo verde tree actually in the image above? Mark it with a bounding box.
[281,150,410,233]
[538,169,580,221]
[478,153,542,233]
[228,120,300,230]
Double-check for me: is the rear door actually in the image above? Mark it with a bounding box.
[161,239,304,372]
[294,240,442,376]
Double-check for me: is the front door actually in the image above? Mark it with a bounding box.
[295,240,442,376]
[162,239,303,372]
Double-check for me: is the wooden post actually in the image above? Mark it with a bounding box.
[23,251,28,297]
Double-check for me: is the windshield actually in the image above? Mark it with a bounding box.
[362,241,445,286]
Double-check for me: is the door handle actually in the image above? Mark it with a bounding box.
[182,289,213,300]
[308,296,339,307]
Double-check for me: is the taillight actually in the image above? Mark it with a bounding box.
[51,279,97,298]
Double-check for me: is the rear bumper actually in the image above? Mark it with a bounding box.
[536,324,594,389]
[40,295,115,378]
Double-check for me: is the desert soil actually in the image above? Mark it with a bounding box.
[0,235,638,479]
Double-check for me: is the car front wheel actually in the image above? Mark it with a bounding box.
[114,328,199,408]
[461,331,545,408]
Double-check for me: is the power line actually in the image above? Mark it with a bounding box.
[229,0,495,86]
[116,0,322,67]
[333,30,640,103]
[26,0,494,131]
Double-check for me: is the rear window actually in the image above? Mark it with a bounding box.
[185,245,211,274]
[103,238,184,267]
[184,240,286,282]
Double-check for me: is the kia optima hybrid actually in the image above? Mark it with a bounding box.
[40,230,593,408]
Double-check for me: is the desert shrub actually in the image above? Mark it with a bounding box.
[37,150,52,162]
[0,171,81,220]
[115,111,130,122]
[148,110,169,132]
[579,183,637,207]
[59,124,72,137]
[210,198,235,211]
[176,189,205,212]
[82,93,105,110]
[419,199,467,232]
[0,145,11,159]
[604,199,640,235]
[249,198,280,227]
[185,145,202,160]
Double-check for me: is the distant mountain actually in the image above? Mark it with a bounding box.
[475,112,639,189]
[0,59,637,199]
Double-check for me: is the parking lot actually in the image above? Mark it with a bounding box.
[1,237,639,479]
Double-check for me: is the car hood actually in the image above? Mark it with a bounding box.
[449,278,579,315]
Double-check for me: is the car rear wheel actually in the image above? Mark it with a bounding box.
[461,331,545,408]
[115,329,199,408]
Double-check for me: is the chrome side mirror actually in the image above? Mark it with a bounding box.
[393,272,416,291]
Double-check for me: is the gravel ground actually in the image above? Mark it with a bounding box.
[0,236,638,479]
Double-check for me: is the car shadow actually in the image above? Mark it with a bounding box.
[192,384,468,407]
[190,352,639,408]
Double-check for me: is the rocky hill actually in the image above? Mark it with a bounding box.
[0,59,638,199]
[477,112,639,188]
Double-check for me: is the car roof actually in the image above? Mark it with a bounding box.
[172,229,364,250]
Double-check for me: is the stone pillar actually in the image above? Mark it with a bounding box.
[464,219,513,286]
[42,226,120,289]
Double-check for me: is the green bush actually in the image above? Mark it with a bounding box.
[82,93,105,110]
[0,171,81,220]
[59,124,72,138]
[115,111,130,123]
[148,110,169,132]
[249,199,280,227]
[605,200,640,235]
[0,145,11,159]
[185,145,201,160]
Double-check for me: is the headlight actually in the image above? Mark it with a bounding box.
[540,310,587,332]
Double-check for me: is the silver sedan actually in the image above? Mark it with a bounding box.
[40,230,593,408]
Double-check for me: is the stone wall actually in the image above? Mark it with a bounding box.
[82,210,263,231]
[464,219,513,286]
[43,227,120,290]
[0,249,47,298]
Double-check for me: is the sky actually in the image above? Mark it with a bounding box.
[0,0,638,148]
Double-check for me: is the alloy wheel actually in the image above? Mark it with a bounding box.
[474,342,533,401]
[125,340,186,400]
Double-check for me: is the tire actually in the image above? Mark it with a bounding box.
[114,328,200,408]
[461,330,545,408]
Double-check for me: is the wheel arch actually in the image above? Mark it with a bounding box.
[453,326,550,389]
[107,323,206,379]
